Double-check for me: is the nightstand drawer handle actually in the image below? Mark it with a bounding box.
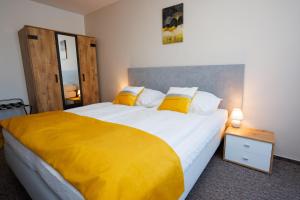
[242,157,249,161]
[243,144,250,148]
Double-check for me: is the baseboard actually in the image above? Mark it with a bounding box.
[274,155,300,165]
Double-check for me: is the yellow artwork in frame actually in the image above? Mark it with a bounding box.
[162,3,183,45]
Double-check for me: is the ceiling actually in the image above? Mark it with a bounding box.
[31,0,120,15]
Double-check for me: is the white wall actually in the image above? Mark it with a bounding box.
[0,0,85,103]
[85,0,300,160]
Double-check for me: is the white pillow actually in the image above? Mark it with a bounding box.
[190,91,222,114]
[136,88,165,108]
[122,86,144,95]
[167,87,198,98]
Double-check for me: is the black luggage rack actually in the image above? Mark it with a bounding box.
[0,98,31,115]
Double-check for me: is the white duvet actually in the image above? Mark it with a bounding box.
[4,102,228,200]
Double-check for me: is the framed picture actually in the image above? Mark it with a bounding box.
[162,3,183,45]
[59,40,68,60]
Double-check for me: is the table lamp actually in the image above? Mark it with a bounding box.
[231,108,244,128]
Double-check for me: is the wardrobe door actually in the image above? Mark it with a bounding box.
[77,36,100,105]
[26,27,63,112]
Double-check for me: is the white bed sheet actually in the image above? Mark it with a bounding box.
[3,102,227,200]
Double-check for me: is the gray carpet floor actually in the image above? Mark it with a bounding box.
[0,147,300,200]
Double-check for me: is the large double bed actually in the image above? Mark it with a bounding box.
[2,65,244,199]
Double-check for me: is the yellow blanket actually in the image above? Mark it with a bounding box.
[0,111,184,200]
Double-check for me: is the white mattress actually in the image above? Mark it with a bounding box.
[3,102,228,200]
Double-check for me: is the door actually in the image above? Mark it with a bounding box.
[77,36,100,105]
[26,27,63,112]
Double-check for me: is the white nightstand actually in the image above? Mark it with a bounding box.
[223,126,275,174]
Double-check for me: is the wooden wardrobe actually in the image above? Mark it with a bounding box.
[18,25,100,113]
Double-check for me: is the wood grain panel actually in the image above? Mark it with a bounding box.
[226,126,275,144]
[18,28,38,113]
[26,27,63,112]
[77,36,100,105]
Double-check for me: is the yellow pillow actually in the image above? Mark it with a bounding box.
[158,87,198,113]
[113,86,144,106]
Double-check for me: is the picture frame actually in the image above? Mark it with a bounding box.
[162,3,184,44]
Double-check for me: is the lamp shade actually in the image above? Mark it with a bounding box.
[231,108,244,120]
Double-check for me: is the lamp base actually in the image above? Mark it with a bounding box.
[231,120,241,128]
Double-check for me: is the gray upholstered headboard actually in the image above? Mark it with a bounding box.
[128,65,245,111]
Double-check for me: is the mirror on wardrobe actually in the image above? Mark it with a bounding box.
[55,32,83,109]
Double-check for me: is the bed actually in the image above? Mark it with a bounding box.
[2,65,244,200]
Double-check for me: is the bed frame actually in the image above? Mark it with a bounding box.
[4,64,245,200]
[129,65,245,112]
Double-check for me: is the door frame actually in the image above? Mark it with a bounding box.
[54,32,83,109]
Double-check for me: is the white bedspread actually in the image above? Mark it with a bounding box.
[69,103,228,169]
[4,102,228,200]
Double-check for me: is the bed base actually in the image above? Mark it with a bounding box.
[180,127,224,199]
[4,144,60,200]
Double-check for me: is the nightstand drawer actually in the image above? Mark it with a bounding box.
[225,134,272,156]
[224,148,271,172]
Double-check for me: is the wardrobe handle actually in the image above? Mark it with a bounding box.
[242,157,249,161]
[55,74,58,83]
[28,35,38,40]
[82,74,85,82]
